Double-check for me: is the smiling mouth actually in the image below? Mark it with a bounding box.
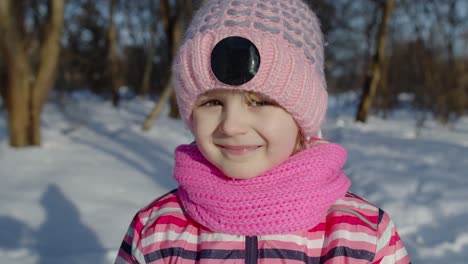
[217,145,261,155]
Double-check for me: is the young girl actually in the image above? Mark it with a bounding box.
[116,0,410,263]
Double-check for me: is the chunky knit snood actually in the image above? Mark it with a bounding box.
[174,143,351,236]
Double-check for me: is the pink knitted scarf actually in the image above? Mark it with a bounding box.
[174,143,351,236]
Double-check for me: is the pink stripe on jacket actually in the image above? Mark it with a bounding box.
[116,190,410,264]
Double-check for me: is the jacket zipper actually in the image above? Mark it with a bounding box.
[245,236,258,264]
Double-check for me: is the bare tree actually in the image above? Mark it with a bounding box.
[168,0,188,119]
[0,0,65,147]
[432,0,466,123]
[108,0,121,107]
[143,0,191,130]
[356,0,394,122]
[389,0,468,126]
[0,53,6,108]
[140,0,159,96]
[323,0,379,93]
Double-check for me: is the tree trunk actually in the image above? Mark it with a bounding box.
[108,0,120,107]
[445,0,464,121]
[0,0,65,147]
[0,0,33,146]
[356,0,394,122]
[140,0,158,95]
[6,51,32,146]
[142,81,174,131]
[32,0,65,144]
[168,0,185,119]
[143,0,188,129]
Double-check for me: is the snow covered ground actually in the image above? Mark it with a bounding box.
[0,92,467,263]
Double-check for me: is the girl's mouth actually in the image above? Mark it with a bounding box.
[217,145,261,155]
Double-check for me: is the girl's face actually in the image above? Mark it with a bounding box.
[192,90,300,179]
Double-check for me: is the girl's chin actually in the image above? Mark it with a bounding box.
[225,174,259,180]
[221,168,267,180]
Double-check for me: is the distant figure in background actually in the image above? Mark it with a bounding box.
[116,0,410,263]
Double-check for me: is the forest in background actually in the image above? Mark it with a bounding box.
[0,0,467,147]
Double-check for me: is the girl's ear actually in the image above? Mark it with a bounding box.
[303,137,328,149]
[295,130,328,153]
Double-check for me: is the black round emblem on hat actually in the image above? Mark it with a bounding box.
[210,36,260,86]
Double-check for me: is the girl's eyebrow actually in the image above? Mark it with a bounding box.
[196,92,224,103]
[199,90,221,97]
[198,92,220,99]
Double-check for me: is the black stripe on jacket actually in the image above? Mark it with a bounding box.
[144,246,375,263]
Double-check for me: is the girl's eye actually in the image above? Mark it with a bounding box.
[200,99,222,107]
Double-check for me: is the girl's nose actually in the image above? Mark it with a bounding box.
[218,104,249,136]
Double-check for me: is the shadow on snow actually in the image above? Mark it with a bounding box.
[0,184,107,263]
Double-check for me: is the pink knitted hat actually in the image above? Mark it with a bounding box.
[173,0,328,138]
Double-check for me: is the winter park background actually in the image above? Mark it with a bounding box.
[0,92,467,264]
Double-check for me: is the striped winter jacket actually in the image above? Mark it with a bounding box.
[116,190,410,264]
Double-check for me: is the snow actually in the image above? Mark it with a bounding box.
[1,92,467,263]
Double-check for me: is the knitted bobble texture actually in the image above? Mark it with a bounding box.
[173,0,328,138]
